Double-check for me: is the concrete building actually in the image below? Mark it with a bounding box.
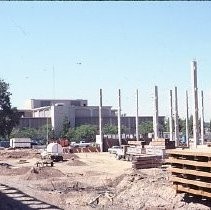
[18,99,165,137]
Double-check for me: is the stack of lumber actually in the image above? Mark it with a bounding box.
[128,141,145,146]
[149,138,175,149]
[166,149,211,198]
[132,155,163,169]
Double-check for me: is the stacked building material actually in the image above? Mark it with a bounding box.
[166,149,211,198]
[145,138,175,157]
[132,155,163,169]
[149,138,175,149]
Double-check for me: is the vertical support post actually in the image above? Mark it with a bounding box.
[53,66,55,102]
[192,60,199,148]
[118,89,122,146]
[174,86,179,147]
[153,86,159,140]
[201,90,204,145]
[169,90,173,141]
[136,89,140,141]
[186,90,189,148]
[99,89,103,152]
[46,117,49,145]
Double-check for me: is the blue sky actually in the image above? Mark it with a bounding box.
[1,2,211,121]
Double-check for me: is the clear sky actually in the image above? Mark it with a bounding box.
[1,2,211,121]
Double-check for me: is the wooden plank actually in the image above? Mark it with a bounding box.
[176,184,211,198]
[128,141,144,145]
[169,167,211,178]
[166,149,211,158]
[133,160,162,165]
[135,155,162,161]
[171,176,211,189]
[166,157,211,167]
[132,163,160,169]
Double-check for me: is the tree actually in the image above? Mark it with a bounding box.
[103,124,118,134]
[139,121,153,136]
[0,79,21,139]
[60,116,70,138]
[10,124,54,144]
[10,127,38,139]
[71,125,97,142]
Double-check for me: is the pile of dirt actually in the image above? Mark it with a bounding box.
[24,166,64,180]
[0,149,39,160]
[109,168,210,210]
[36,180,90,193]
[0,164,30,176]
[63,153,79,160]
[82,168,211,210]
[67,159,87,166]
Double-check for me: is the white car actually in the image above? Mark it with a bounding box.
[108,146,121,154]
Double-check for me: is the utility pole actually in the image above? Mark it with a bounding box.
[192,60,199,148]
[186,90,189,148]
[153,86,159,140]
[99,89,103,152]
[136,89,140,141]
[201,90,204,145]
[118,89,122,146]
[174,86,179,147]
[169,90,173,141]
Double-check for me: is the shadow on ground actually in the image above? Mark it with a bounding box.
[0,184,62,210]
[183,193,211,208]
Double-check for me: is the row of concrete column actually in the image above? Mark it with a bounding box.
[98,60,205,151]
[169,61,205,148]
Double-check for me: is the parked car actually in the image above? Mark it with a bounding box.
[108,146,121,154]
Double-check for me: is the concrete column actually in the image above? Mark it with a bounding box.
[99,89,103,152]
[201,90,204,145]
[136,89,140,141]
[153,86,159,140]
[118,89,122,146]
[186,90,189,148]
[174,86,179,147]
[192,60,199,148]
[169,90,173,141]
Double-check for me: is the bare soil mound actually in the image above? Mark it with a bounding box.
[63,153,79,160]
[109,168,211,210]
[67,159,87,166]
[0,164,30,176]
[36,180,90,193]
[24,166,64,180]
[0,149,39,160]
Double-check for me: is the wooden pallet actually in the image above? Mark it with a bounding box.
[132,155,163,169]
[166,148,211,199]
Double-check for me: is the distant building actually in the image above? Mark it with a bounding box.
[18,99,165,137]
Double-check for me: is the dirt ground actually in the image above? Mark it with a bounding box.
[0,149,211,210]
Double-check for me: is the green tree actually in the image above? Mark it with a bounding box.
[71,125,97,142]
[0,79,21,139]
[10,124,54,144]
[139,121,153,136]
[103,124,118,134]
[60,116,70,138]
[10,127,38,139]
[189,115,193,137]
[179,118,186,134]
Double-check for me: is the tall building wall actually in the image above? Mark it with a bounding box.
[19,118,50,129]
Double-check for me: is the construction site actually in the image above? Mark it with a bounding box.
[1,60,211,210]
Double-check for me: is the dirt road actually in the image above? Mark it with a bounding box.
[0,149,211,210]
